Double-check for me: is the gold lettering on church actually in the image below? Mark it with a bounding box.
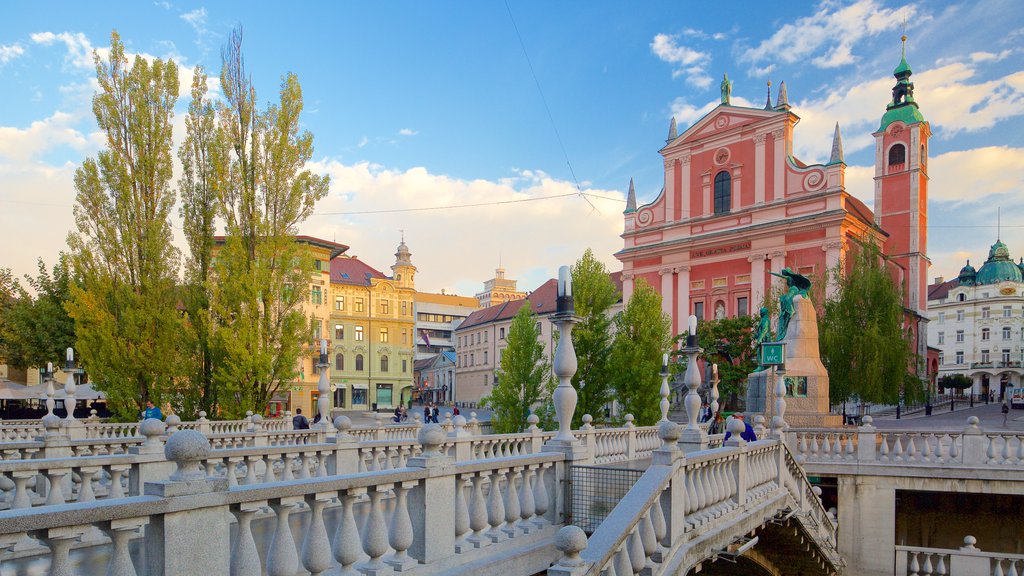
[691,241,752,259]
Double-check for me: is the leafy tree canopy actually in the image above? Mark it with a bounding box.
[609,278,671,426]
[483,304,553,433]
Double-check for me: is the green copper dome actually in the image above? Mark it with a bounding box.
[976,240,1023,284]
[958,260,977,286]
[894,54,912,76]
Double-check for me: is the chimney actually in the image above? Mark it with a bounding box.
[934,276,945,285]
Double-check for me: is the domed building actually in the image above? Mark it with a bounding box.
[928,239,1024,400]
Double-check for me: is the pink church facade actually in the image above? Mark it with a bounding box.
[616,54,930,361]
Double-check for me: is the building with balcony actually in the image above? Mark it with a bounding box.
[329,240,416,411]
[413,291,480,360]
[928,239,1024,399]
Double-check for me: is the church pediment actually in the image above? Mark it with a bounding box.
[664,105,784,152]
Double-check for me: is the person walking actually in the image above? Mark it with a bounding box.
[432,404,440,424]
[1002,401,1010,427]
[143,400,163,421]
[723,413,757,442]
[423,404,431,423]
[292,408,310,430]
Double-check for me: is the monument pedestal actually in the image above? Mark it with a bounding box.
[749,295,842,428]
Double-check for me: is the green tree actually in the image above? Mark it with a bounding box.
[675,314,758,410]
[177,65,223,417]
[66,31,183,420]
[0,256,77,370]
[819,241,923,406]
[570,249,619,426]
[937,374,972,391]
[609,278,671,425]
[209,28,329,417]
[484,304,553,433]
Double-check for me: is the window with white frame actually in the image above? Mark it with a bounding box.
[982,307,990,319]
[981,350,990,363]
[1003,326,1012,340]
[956,330,964,343]
[982,328,990,341]
[957,310,964,321]
[937,332,945,345]
[955,351,964,364]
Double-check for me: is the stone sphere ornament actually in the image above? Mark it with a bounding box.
[553,525,588,567]
[418,423,446,456]
[334,415,353,433]
[727,416,746,438]
[164,430,211,482]
[164,414,181,433]
[527,414,540,430]
[658,420,682,444]
[140,417,167,447]
[41,413,63,437]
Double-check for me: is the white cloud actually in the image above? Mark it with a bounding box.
[398,128,418,136]
[154,0,172,8]
[969,49,1015,63]
[180,7,209,37]
[0,162,78,280]
[740,0,914,72]
[0,43,25,65]
[669,95,756,129]
[650,33,713,89]
[0,110,102,163]
[301,160,626,295]
[30,31,95,69]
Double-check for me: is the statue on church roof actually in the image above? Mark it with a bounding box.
[720,73,732,105]
[770,268,812,341]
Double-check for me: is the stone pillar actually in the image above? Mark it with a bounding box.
[856,416,877,462]
[665,159,675,223]
[130,418,174,495]
[676,266,690,331]
[772,128,785,200]
[659,268,674,322]
[145,430,230,575]
[823,240,842,298]
[621,273,634,308]
[838,476,895,576]
[769,251,786,276]
[749,255,766,309]
[754,132,767,204]
[407,424,456,565]
[679,155,691,218]
[331,416,360,475]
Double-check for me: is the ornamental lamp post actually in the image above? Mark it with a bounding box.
[659,353,671,422]
[316,338,331,430]
[550,265,579,443]
[64,348,79,422]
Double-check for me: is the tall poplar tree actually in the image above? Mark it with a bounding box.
[210,28,329,416]
[608,278,671,425]
[570,249,619,426]
[178,66,223,416]
[485,305,553,433]
[66,32,182,419]
[820,241,924,406]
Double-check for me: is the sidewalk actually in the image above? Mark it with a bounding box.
[871,401,1024,432]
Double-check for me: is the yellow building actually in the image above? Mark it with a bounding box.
[329,240,416,411]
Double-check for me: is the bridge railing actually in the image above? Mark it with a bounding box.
[0,427,569,576]
[896,536,1024,575]
[788,415,1024,469]
[549,425,842,576]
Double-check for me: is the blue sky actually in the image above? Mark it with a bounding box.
[1,0,1023,296]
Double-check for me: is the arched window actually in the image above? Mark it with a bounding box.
[381,355,389,373]
[888,144,906,166]
[335,353,344,371]
[920,144,926,165]
[355,354,364,371]
[713,171,731,214]
[957,293,966,302]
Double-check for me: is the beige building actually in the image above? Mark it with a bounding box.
[414,291,480,360]
[455,273,622,405]
[329,241,416,411]
[475,267,527,308]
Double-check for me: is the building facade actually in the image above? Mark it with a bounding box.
[454,273,622,405]
[328,241,416,411]
[475,267,527,308]
[615,48,929,363]
[413,292,480,360]
[927,240,1024,399]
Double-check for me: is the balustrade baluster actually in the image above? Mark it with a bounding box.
[639,511,657,569]
[893,435,904,461]
[845,434,855,459]
[934,554,947,575]
[45,469,68,505]
[949,436,960,461]
[628,527,645,574]
[879,434,890,460]
[332,490,364,576]
[301,494,333,576]
[454,476,472,550]
[810,434,820,457]
[299,453,313,479]
[225,459,240,487]
[231,504,263,576]
[386,483,416,570]
[684,469,698,519]
[487,471,507,542]
[906,435,918,462]
[519,467,536,534]
[651,488,667,551]
[799,433,808,457]
[694,465,708,516]
[1010,559,1020,576]
[994,559,1005,576]
[262,455,277,483]
[37,527,85,576]
[468,473,490,547]
[101,518,147,576]
[281,454,296,481]
[1002,436,1013,464]
[613,542,632,576]
[267,498,300,576]
[244,456,259,485]
[533,465,550,527]
[921,552,933,574]
[109,467,126,499]
[359,486,392,575]
[204,459,217,478]
[822,435,832,459]
[503,468,521,538]
[77,468,97,502]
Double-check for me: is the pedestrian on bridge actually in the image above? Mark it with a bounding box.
[1003,401,1010,426]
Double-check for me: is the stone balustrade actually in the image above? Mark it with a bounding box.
[549,422,842,576]
[0,424,569,576]
[789,416,1024,469]
[895,536,1024,575]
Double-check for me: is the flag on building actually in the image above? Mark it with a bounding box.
[420,329,431,347]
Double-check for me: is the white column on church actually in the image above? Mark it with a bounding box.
[822,241,842,299]
[754,133,766,204]
[622,273,634,307]
[665,159,675,223]
[676,266,690,329]
[769,251,786,276]
[679,155,691,219]
[660,268,675,319]
[749,255,766,308]
[731,171,742,212]
[772,129,785,200]
[702,175,712,217]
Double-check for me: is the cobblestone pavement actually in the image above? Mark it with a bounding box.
[870,400,1024,432]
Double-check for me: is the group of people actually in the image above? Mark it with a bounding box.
[291,408,322,430]
[699,402,757,442]
[420,402,459,423]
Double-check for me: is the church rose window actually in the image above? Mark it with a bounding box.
[888,144,906,166]
[713,171,731,214]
